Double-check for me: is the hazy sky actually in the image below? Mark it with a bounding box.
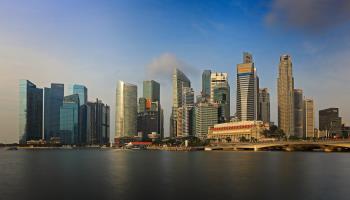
[1,0,350,143]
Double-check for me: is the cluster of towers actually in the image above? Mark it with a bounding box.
[19,81,110,145]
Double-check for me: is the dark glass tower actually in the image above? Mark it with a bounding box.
[19,80,43,144]
[44,83,64,140]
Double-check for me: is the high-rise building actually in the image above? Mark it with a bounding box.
[143,80,160,102]
[294,89,303,138]
[171,69,191,138]
[19,80,43,144]
[258,88,270,124]
[319,108,342,136]
[86,99,110,145]
[277,54,295,136]
[194,102,218,137]
[68,84,88,106]
[43,83,64,141]
[115,81,137,138]
[236,52,259,121]
[60,94,80,144]
[303,99,314,138]
[176,87,195,137]
[202,70,211,98]
[210,72,230,123]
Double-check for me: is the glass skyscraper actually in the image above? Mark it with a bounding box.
[115,81,137,138]
[143,80,160,102]
[60,94,80,144]
[19,80,43,144]
[210,72,230,123]
[44,83,64,141]
[202,70,211,98]
[68,84,88,106]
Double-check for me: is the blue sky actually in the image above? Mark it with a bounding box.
[1,0,350,142]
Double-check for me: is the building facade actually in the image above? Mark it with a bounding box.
[19,80,43,144]
[115,81,137,138]
[60,94,80,144]
[236,52,259,121]
[171,68,191,138]
[319,108,342,136]
[208,121,268,142]
[294,89,303,138]
[303,99,314,138]
[258,88,270,124]
[176,87,195,137]
[210,72,230,123]
[194,102,218,137]
[43,83,64,141]
[277,54,295,136]
[202,70,211,98]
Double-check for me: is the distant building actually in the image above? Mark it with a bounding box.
[19,80,43,144]
[43,83,64,141]
[319,108,342,136]
[176,87,195,137]
[115,81,137,138]
[236,52,259,121]
[303,99,314,138]
[278,54,295,136]
[143,80,160,102]
[86,99,110,145]
[294,89,303,138]
[68,84,88,106]
[60,94,80,144]
[208,121,268,142]
[194,102,218,137]
[258,88,270,124]
[171,69,191,138]
[210,72,230,123]
[202,70,211,98]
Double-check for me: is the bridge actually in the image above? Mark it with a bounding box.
[211,140,350,152]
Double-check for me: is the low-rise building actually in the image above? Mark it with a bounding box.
[207,121,268,142]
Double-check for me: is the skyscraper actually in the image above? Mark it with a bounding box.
[278,54,295,136]
[60,94,80,144]
[138,80,163,140]
[303,99,314,138]
[143,80,160,102]
[115,81,137,138]
[194,102,218,137]
[176,87,195,137]
[202,70,211,98]
[294,89,304,138]
[86,99,110,145]
[68,84,88,106]
[19,80,43,144]
[236,52,259,121]
[43,83,64,141]
[258,88,270,124]
[210,72,230,123]
[171,68,191,138]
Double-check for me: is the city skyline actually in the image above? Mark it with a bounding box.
[2,0,350,142]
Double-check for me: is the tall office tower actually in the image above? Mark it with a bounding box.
[194,102,219,137]
[137,80,163,140]
[319,108,342,136]
[277,54,295,136]
[258,88,270,124]
[143,80,160,102]
[68,84,88,106]
[210,72,230,123]
[115,81,137,138]
[177,87,195,137]
[43,83,64,141]
[202,70,211,98]
[85,99,110,145]
[294,89,304,138]
[236,52,259,121]
[303,99,314,138]
[19,80,43,144]
[170,68,191,138]
[60,94,80,144]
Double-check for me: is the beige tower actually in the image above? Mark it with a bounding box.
[303,99,314,138]
[277,55,295,136]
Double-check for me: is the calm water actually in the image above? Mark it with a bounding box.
[1,149,350,200]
